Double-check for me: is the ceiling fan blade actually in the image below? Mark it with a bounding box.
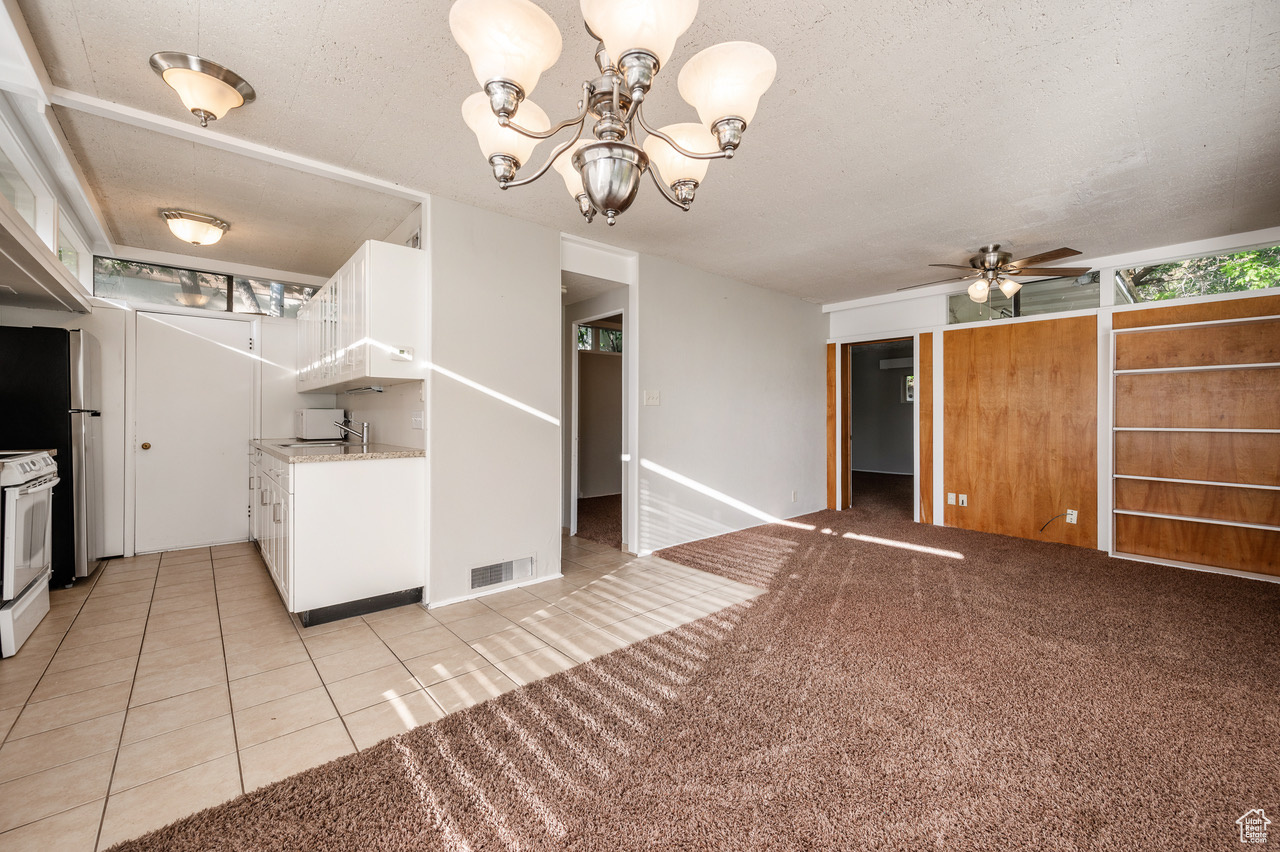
[1004,266,1092,277]
[898,272,981,291]
[928,263,977,271]
[1006,247,1082,268]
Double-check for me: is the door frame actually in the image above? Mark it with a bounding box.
[839,336,914,511]
[568,308,626,541]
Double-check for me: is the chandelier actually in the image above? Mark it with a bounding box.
[449,0,776,225]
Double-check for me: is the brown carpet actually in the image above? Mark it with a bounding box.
[575,494,622,550]
[110,507,1280,851]
[849,470,913,520]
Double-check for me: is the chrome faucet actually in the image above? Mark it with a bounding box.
[334,418,370,449]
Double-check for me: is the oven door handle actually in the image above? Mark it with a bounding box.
[18,476,60,496]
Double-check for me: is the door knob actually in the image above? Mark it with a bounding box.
[141,442,152,450]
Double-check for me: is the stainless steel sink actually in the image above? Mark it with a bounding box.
[276,441,351,448]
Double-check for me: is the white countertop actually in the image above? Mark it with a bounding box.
[253,439,425,464]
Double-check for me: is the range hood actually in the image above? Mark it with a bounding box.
[0,192,91,313]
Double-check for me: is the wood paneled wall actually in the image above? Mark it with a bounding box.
[826,343,837,509]
[1112,296,1280,577]
[918,333,933,523]
[943,316,1098,547]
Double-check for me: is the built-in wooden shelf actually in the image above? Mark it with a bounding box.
[1112,309,1280,578]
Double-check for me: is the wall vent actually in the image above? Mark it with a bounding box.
[470,556,533,590]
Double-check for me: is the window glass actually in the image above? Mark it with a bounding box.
[232,277,316,318]
[577,326,593,350]
[93,257,317,316]
[95,257,229,310]
[598,328,623,352]
[1116,245,1280,303]
[0,147,37,229]
[57,226,79,276]
[948,272,1100,324]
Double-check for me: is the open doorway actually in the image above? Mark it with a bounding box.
[574,314,623,549]
[841,338,915,519]
[563,270,628,552]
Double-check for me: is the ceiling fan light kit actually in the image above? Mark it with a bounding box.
[903,243,1093,304]
[449,0,777,226]
[149,52,256,127]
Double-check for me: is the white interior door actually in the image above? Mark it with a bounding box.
[135,312,254,553]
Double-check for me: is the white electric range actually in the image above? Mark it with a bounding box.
[0,450,58,657]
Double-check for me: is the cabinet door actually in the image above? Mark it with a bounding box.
[347,249,367,377]
[280,494,291,606]
[248,463,259,542]
[270,482,284,587]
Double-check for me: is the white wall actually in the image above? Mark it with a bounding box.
[578,350,622,497]
[634,255,827,554]
[427,197,562,603]
[343,380,425,450]
[259,315,336,438]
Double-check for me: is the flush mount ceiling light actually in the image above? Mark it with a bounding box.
[149,52,256,127]
[449,0,777,226]
[162,210,230,246]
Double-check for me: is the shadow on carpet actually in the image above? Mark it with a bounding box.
[109,509,1280,851]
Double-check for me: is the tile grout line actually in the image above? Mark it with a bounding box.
[0,564,112,843]
[284,606,360,760]
[0,566,105,748]
[208,550,247,802]
[92,550,168,852]
[355,610,450,722]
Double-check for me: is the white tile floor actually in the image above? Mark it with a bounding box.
[0,535,762,850]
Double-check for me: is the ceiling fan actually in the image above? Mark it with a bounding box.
[900,244,1092,302]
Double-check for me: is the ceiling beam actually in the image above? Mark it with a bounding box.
[50,87,430,205]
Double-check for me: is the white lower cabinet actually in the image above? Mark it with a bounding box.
[250,446,424,622]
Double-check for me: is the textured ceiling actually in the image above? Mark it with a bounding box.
[562,270,625,305]
[15,0,1280,303]
[53,109,416,277]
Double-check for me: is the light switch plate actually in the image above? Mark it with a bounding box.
[947,492,956,505]
[411,412,424,430]
[644,390,660,406]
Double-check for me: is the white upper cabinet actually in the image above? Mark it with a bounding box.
[296,240,427,392]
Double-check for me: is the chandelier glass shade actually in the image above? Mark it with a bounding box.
[449,0,776,225]
[450,0,562,97]
[579,0,699,67]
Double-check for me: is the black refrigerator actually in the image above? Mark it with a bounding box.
[0,326,105,586]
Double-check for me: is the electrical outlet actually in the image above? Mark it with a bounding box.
[643,390,660,406]
[390,346,413,362]
[947,492,956,505]
[411,412,424,430]
[959,494,968,507]
[791,489,797,503]
[1066,509,1078,524]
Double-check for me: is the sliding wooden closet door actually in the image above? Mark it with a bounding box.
[1112,295,1280,576]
